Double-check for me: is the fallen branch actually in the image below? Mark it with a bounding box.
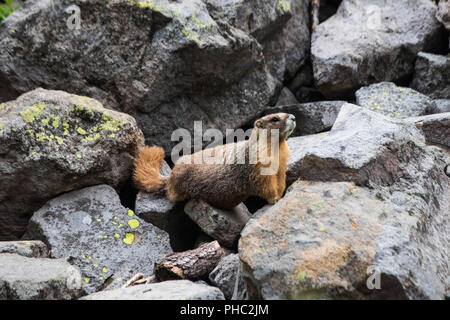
[154,241,225,281]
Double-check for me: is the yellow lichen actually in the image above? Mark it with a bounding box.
[123,233,135,245]
[19,103,47,123]
[77,127,87,135]
[277,0,291,12]
[128,209,134,217]
[128,219,140,230]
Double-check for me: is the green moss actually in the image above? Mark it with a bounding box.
[19,103,47,123]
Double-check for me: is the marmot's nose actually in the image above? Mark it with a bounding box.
[288,114,296,121]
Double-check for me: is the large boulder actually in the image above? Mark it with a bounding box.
[209,253,246,300]
[24,185,172,294]
[436,0,450,30]
[0,0,309,151]
[0,253,83,300]
[403,113,450,148]
[355,82,434,118]
[0,240,49,258]
[240,105,449,299]
[184,199,251,248]
[0,88,144,240]
[311,0,443,97]
[239,179,449,299]
[265,101,346,136]
[410,52,450,99]
[205,0,311,82]
[80,280,225,300]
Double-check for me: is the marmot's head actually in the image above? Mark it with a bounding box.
[254,113,296,140]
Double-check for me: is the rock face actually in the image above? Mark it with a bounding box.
[355,82,434,118]
[0,0,314,151]
[431,99,450,114]
[436,0,450,30]
[0,253,83,300]
[0,89,144,240]
[242,104,450,299]
[275,87,299,106]
[0,240,49,258]
[209,253,246,300]
[184,199,251,248]
[410,52,450,99]
[80,280,225,300]
[205,0,311,82]
[312,0,443,97]
[24,185,172,294]
[404,113,450,148]
[265,101,346,136]
[135,161,174,231]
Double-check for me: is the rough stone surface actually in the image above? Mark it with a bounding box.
[356,82,434,118]
[0,88,144,240]
[184,199,251,248]
[431,99,450,114]
[79,280,225,300]
[0,253,83,300]
[403,113,450,148]
[0,240,49,258]
[312,0,443,97]
[265,100,346,136]
[209,253,245,300]
[206,0,311,82]
[410,52,450,99]
[135,160,174,230]
[0,0,304,151]
[24,185,172,294]
[436,0,450,30]
[239,178,449,300]
[275,87,299,106]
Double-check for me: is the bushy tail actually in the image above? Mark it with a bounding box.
[133,146,167,195]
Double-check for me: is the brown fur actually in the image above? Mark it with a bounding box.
[133,113,295,209]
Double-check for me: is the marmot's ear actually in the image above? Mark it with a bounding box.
[255,120,263,128]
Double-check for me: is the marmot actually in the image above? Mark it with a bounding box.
[133,113,296,210]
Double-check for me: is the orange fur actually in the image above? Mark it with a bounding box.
[133,146,167,194]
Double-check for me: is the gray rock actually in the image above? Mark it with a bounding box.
[135,192,176,231]
[209,253,245,300]
[286,103,431,186]
[410,52,450,99]
[356,82,434,118]
[239,178,449,299]
[431,99,450,114]
[0,0,286,152]
[403,113,450,147]
[265,100,346,136]
[79,280,225,300]
[437,0,450,30]
[0,88,144,240]
[0,240,49,258]
[24,185,172,294]
[275,87,299,106]
[0,253,83,300]
[184,199,251,248]
[135,160,174,230]
[312,0,443,97]
[206,0,311,82]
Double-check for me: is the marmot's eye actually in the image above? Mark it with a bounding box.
[270,117,280,123]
